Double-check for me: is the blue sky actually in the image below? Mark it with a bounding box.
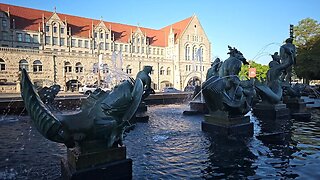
[2,0,320,65]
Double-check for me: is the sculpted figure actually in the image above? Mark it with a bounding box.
[38,84,61,110]
[255,49,294,104]
[280,38,296,83]
[20,69,143,148]
[202,46,254,116]
[206,58,222,80]
[136,65,155,100]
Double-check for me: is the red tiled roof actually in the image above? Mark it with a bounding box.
[0,3,192,47]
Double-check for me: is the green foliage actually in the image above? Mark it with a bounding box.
[239,61,269,81]
[294,18,320,80]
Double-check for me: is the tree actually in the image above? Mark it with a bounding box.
[239,61,269,81]
[293,18,320,82]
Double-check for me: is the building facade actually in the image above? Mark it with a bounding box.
[0,3,211,93]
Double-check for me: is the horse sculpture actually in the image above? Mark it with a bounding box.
[20,69,143,148]
[202,46,254,116]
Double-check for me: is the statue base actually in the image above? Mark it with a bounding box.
[131,102,149,123]
[253,103,290,120]
[61,141,132,180]
[201,111,253,137]
[283,96,311,121]
[183,101,208,115]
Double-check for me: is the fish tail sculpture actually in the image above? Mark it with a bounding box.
[20,69,72,146]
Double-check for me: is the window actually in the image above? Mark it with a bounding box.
[132,46,135,53]
[185,45,190,60]
[161,49,164,55]
[153,48,156,54]
[126,65,132,74]
[2,31,8,40]
[124,45,128,52]
[106,33,109,39]
[137,38,140,43]
[19,59,29,71]
[94,32,97,38]
[192,46,197,60]
[160,67,164,75]
[78,40,82,48]
[132,37,135,43]
[60,38,65,46]
[157,49,159,55]
[0,58,5,71]
[53,37,58,45]
[33,35,39,43]
[137,46,140,53]
[64,62,72,73]
[53,26,57,33]
[166,67,171,75]
[45,36,50,45]
[71,39,76,47]
[75,62,83,73]
[17,33,22,42]
[46,26,49,32]
[115,44,118,51]
[61,27,65,34]
[102,64,109,73]
[111,43,113,51]
[100,33,103,39]
[2,19,7,29]
[99,42,104,50]
[106,43,109,50]
[142,47,144,54]
[120,44,123,51]
[25,34,31,42]
[84,40,88,48]
[33,60,42,72]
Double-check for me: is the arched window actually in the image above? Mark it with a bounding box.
[0,58,5,71]
[33,60,42,72]
[199,46,204,61]
[185,45,190,60]
[93,63,98,73]
[65,62,72,73]
[75,62,83,73]
[166,67,171,75]
[126,65,132,74]
[19,59,29,71]
[160,66,165,75]
[102,64,109,73]
[192,46,197,60]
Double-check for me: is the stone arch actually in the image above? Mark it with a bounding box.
[183,72,203,89]
[19,59,29,71]
[160,80,173,90]
[65,61,72,73]
[33,60,42,72]
[75,62,83,73]
[66,79,81,92]
[0,58,6,71]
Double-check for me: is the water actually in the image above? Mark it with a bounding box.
[1,104,320,179]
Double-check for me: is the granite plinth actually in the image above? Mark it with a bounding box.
[201,111,253,137]
[61,141,132,180]
[283,96,311,121]
[253,103,290,120]
[183,101,208,115]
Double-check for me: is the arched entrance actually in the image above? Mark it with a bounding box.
[184,76,201,92]
[160,80,173,91]
[66,79,82,92]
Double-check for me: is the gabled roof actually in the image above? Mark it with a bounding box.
[0,3,192,47]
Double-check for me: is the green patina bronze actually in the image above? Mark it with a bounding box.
[135,65,155,100]
[202,46,255,117]
[20,69,143,148]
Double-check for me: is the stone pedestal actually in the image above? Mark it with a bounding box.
[283,96,311,121]
[201,111,253,137]
[253,102,290,120]
[183,101,208,115]
[61,141,132,180]
[131,102,149,123]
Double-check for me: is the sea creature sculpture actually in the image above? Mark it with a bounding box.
[135,65,155,100]
[255,46,294,104]
[202,46,254,116]
[20,69,143,148]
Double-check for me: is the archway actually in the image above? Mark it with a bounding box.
[184,76,201,91]
[66,79,82,92]
[160,80,173,90]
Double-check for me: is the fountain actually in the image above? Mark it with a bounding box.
[200,46,254,137]
[19,68,144,179]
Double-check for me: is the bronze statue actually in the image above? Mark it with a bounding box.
[206,58,222,80]
[20,69,143,148]
[38,84,61,111]
[136,65,155,100]
[280,38,296,83]
[202,46,254,116]
[255,47,294,104]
